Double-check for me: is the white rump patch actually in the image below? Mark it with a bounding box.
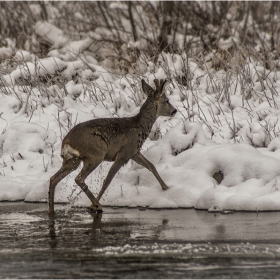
[61,144,80,159]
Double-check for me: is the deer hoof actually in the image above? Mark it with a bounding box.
[89,203,103,213]
[162,185,169,190]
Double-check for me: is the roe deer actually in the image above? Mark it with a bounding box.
[48,79,177,215]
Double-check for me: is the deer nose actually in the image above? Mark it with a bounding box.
[171,109,177,116]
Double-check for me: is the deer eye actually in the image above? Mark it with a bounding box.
[166,99,169,104]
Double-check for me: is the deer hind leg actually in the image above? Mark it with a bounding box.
[49,156,81,215]
[75,157,103,212]
[132,152,169,190]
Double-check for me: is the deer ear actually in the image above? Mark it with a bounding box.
[159,79,167,96]
[141,79,154,98]
[154,79,167,98]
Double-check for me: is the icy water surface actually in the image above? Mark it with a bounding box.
[0,202,280,278]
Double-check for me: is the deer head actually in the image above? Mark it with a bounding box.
[141,79,177,117]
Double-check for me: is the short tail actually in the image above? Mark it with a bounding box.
[61,144,80,160]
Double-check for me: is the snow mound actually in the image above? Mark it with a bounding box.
[35,21,69,48]
[0,123,57,201]
[0,122,56,158]
[115,122,280,211]
[45,122,280,212]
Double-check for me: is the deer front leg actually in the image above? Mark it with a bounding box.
[132,152,169,190]
[97,158,125,201]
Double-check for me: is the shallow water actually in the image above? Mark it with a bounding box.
[0,202,280,278]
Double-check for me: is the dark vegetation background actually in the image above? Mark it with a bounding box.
[1,1,280,73]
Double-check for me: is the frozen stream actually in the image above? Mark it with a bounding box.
[0,202,280,278]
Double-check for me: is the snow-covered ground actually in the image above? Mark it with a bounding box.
[2,20,280,212]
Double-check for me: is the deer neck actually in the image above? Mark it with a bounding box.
[136,98,157,137]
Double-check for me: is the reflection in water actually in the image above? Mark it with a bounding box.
[48,218,57,248]
[130,218,169,239]
[47,208,170,248]
[48,210,104,249]
[90,211,103,229]
[215,223,226,239]
[2,204,280,279]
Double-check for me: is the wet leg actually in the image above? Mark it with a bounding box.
[49,157,81,215]
[75,158,103,212]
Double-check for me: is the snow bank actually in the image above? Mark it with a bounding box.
[0,123,57,201]
[6,120,280,212]
[98,122,280,212]
[35,21,69,48]
[2,25,280,212]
